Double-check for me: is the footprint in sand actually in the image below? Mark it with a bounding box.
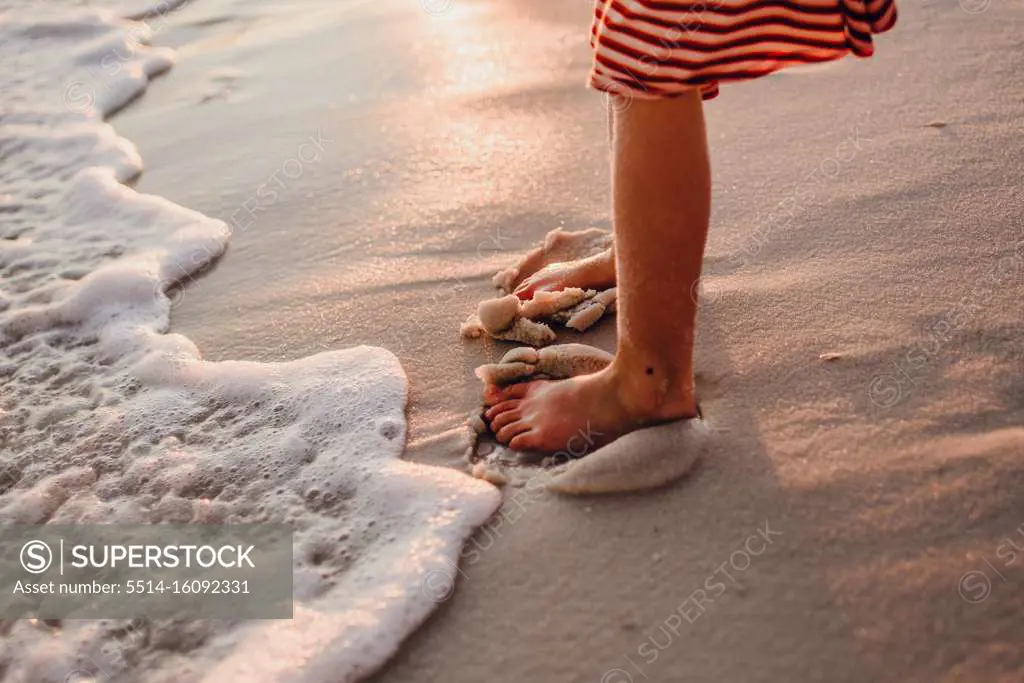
[199,67,246,105]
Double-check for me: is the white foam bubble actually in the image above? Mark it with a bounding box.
[0,2,500,681]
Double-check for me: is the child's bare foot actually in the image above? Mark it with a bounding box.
[482,364,697,454]
[513,248,616,300]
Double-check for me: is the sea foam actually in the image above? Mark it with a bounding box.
[0,2,500,681]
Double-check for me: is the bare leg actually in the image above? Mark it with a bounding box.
[486,89,710,452]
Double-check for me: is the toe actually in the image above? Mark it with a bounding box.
[517,280,561,300]
[483,382,531,405]
[508,431,539,451]
[490,409,521,432]
[496,419,532,444]
[513,282,536,300]
[484,400,521,421]
[482,385,502,406]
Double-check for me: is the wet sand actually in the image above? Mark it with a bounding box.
[115,0,1024,680]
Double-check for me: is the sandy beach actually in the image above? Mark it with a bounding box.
[6,0,1023,680]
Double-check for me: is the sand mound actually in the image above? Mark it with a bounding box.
[465,344,708,495]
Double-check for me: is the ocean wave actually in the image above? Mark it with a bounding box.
[0,2,499,681]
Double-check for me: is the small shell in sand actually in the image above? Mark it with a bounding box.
[565,302,606,332]
[519,288,590,319]
[460,319,485,338]
[594,287,617,309]
[536,343,613,378]
[478,294,521,333]
[460,313,556,347]
[551,287,616,332]
[500,347,540,365]
[490,317,556,346]
[471,461,509,486]
[474,343,613,386]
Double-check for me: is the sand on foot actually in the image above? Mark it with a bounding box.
[468,343,709,495]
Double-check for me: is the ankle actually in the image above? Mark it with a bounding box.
[606,360,697,422]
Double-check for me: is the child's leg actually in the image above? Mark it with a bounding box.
[485,89,710,452]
